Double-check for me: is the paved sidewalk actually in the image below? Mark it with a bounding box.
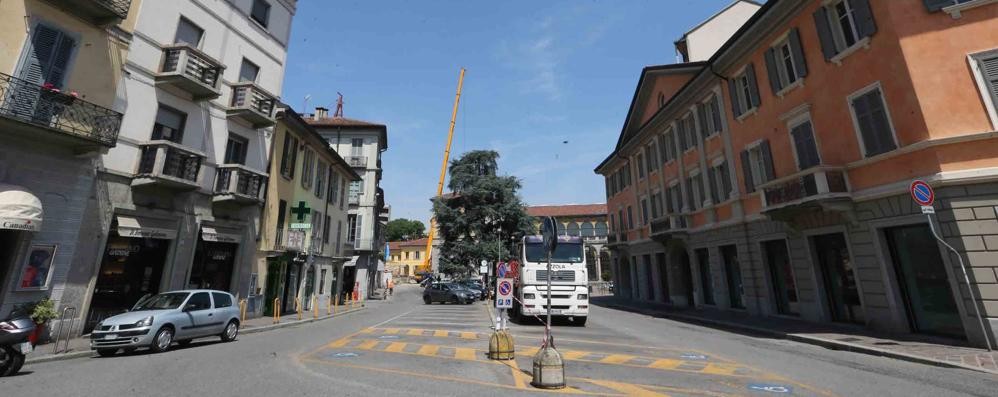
[26,305,365,364]
[593,296,998,375]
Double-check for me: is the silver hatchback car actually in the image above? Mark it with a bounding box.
[90,290,240,356]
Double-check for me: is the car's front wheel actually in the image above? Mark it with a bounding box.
[96,348,117,357]
[423,295,432,304]
[149,326,174,353]
[221,320,239,342]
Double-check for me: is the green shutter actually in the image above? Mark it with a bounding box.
[710,96,723,133]
[697,103,709,140]
[728,78,742,117]
[740,150,755,193]
[760,140,776,182]
[979,55,998,115]
[764,47,782,95]
[852,0,878,39]
[813,7,838,61]
[788,28,808,78]
[746,63,761,108]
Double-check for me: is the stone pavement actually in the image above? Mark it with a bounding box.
[25,305,365,364]
[594,296,998,375]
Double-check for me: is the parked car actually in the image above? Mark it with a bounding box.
[90,290,240,356]
[458,280,487,300]
[423,283,474,304]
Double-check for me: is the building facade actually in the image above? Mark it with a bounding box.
[306,107,389,299]
[254,107,359,316]
[387,237,429,282]
[525,204,612,281]
[73,0,296,332]
[597,0,998,348]
[0,0,131,321]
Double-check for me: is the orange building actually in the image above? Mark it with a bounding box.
[596,0,998,348]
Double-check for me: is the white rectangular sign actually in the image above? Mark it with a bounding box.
[496,278,513,309]
[921,205,935,214]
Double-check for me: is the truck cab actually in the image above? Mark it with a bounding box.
[514,235,588,326]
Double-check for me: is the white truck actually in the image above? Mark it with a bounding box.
[511,235,588,326]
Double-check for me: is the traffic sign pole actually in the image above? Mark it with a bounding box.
[909,180,993,351]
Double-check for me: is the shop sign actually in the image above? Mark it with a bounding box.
[0,218,41,232]
[201,226,241,243]
[290,223,311,229]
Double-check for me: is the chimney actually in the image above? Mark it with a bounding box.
[314,107,328,120]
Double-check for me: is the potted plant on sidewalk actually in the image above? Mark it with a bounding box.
[27,298,58,345]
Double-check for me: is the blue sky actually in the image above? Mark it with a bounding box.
[282,0,738,225]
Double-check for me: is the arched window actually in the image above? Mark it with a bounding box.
[595,221,608,237]
[567,222,580,236]
[581,222,595,237]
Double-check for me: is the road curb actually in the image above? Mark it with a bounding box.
[25,306,366,365]
[598,302,998,376]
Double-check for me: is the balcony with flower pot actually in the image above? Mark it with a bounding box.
[44,0,131,25]
[0,73,121,152]
[131,140,205,190]
[213,164,267,205]
[226,82,277,128]
[155,45,225,101]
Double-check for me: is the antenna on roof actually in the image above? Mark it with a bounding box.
[334,92,344,118]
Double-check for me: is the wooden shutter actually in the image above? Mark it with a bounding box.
[708,167,720,204]
[746,63,761,108]
[791,121,820,169]
[685,177,696,210]
[677,121,688,151]
[20,24,75,88]
[764,48,782,94]
[697,103,709,140]
[710,96,723,133]
[788,28,807,78]
[813,7,838,61]
[853,90,896,157]
[740,150,755,193]
[720,163,732,199]
[924,0,955,12]
[760,140,776,182]
[728,78,742,117]
[978,55,998,114]
[852,0,878,39]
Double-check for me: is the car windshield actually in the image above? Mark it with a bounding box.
[525,242,584,263]
[133,292,190,311]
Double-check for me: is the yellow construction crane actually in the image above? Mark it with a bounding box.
[417,68,465,279]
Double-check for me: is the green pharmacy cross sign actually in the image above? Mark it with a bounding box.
[291,201,311,222]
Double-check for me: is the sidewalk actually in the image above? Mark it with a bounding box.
[25,305,365,364]
[593,296,998,376]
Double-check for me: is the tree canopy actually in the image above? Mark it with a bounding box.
[432,150,533,276]
[385,218,426,242]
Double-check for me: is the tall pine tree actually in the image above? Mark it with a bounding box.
[432,150,533,276]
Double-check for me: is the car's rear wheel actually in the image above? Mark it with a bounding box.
[149,326,173,353]
[96,348,117,357]
[423,295,431,304]
[221,320,239,342]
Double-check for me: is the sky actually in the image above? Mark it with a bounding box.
[282,0,740,225]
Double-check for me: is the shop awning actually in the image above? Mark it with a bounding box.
[115,215,177,239]
[343,255,360,268]
[0,184,42,232]
[201,226,242,243]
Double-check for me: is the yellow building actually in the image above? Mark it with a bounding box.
[254,107,360,316]
[387,237,429,282]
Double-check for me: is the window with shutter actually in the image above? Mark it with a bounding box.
[850,86,897,157]
[17,23,77,89]
[790,120,821,170]
[697,103,709,140]
[152,105,187,143]
[766,33,804,95]
[720,162,732,200]
[709,96,723,134]
[815,0,876,61]
[640,199,649,225]
[685,177,696,210]
[741,150,755,193]
[677,120,688,151]
[637,153,645,178]
[972,52,998,118]
[728,78,742,117]
[707,167,720,204]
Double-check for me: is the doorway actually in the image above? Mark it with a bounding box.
[282,261,301,313]
[678,250,695,307]
[189,240,238,292]
[655,252,669,303]
[86,235,170,332]
[643,254,654,301]
[721,245,744,309]
[812,233,863,324]
[0,230,23,307]
[696,248,715,305]
[885,224,965,338]
[762,240,799,316]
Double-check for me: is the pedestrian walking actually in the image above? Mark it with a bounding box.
[387,278,395,297]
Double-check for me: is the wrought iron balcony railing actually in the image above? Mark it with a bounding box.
[214,164,267,204]
[134,140,204,189]
[227,82,276,128]
[0,72,121,148]
[759,166,851,211]
[347,155,367,168]
[46,0,131,24]
[157,45,224,100]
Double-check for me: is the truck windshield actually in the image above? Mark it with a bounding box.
[525,243,584,263]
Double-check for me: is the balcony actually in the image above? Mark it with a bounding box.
[760,166,852,221]
[213,164,266,205]
[650,214,690,241]
[226,82,276,128]
[346,155,367,168]
[132,140,205,190]
[353,238,375,251]
[45,0,131,25]
[155,45,224,100]
[0,72,121,151]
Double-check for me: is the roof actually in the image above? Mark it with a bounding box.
[276,106,362,181]
[306,116,386,129]
[526,204,607,218]
[388,237,430,251]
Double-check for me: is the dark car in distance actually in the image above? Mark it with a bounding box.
[423,283,474,304]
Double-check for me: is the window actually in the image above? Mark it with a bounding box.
[151,105,186,143]
[662,130,677,162]
[239,58,260,83]
[849,86,897,157]
[312,210,323,247]
[301,148,315,189]
[349,180,363,202]
[335,220,343,254]
[616,210,623,233]
[687,173,705,210]
[186,292,211,311]
[340,180,347,210]
[18,23,76,89]
[347,214,358,242]
[790,120,821,169]
[329,172,340,204]
[650,192,661,219]
[351,138,364,156]
[626,206,634,230]
[251,0,271,28]
[414,251,421,260]
[740,141,775,193]
[315,162,327,198]
[224,133,248,165]
[280,133,298,179]
[212,292,232,308]
[636,153,645,178]
[319,270,327,294]
[666,183,681,214]
[698,95,723,139]
[174,17,204,47]
[277,199,287,230]
[595,221,608,237]
[640,199,649,225]
[323,214,331,244]
[814,0,876,62]
[685,176,696,211]
[709,161,732,203]
[679,113,697,151]
[728,65,761,118]
[971,50,998,124]
[765,29,807,94]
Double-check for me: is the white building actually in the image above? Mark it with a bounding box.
[307,107,388,300]
[78,0,297,332]
[674,0,760,63]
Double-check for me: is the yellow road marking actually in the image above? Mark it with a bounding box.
[584,379,670,397]
[433,330,449,338]
[384,328,400,335]
[416,344,439,356]
[702,363,739,376]
[460,331,477,339]
[326,338,351,348]
[385,342,406,353]
[357,340,379,350]
[600,354,634,364]
[500,359,530,389]
[561,350,589,360]
[407,328,424,336]
[649,359,682,370]
[358,328,374,334]
[454,347,477,360]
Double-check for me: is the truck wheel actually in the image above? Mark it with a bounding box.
[573,317,588,327]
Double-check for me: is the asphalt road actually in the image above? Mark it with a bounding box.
[3,284,997,396]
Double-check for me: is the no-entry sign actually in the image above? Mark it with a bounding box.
[496,278,513,309]
[910,180,934,207]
